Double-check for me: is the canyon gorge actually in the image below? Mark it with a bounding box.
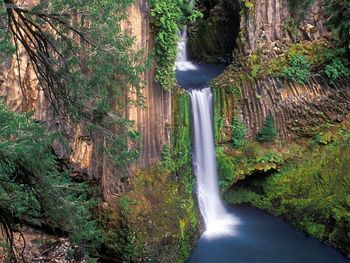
[0,0,349,262]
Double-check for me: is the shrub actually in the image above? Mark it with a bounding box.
[325,58,350,83]
[160,144,176,172]
[231,116,247,148]
[256,151,284,164]
[324,0,350,49]
[242,141,261,160]
[282,54,311,84]
[256,115,278,142]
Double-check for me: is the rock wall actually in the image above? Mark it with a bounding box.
[0,0,171,195]
[239,0,329,55]
[122,0,172,168]
[213,0,350,141]
[240,76,350,139]
[188,0,240,62]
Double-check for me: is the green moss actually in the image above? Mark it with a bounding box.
[301,221,326,239]
[215,139,288,193]
[100,88,198,262]
[101,163,198,262]
[224,126,350,256]
[215,40,348,85]
[216,147,236,192]
[172,89,192,169]
[243,1,255,9]
[211,73,245,142]
[315,131,335,145]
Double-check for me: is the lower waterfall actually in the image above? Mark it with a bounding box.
[190,87,238,237]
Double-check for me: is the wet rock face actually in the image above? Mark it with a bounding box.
[188,0,241,63]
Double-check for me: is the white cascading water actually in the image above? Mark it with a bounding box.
[176,27,239,238]
[175,26,197,72]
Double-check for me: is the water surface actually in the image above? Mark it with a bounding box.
[188,206,350,263]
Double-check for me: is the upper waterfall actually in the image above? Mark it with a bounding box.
[176,26,197,71]
[175,27,226,89]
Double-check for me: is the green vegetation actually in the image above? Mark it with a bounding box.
[325,58,350,83]
[216,141,286,193]
[231,116,247,148]
[1,0,144,168]
[160,144,177,172]
[224,125,350,256]
[212,0,350,258]
[149,0,202,90]
[101,90,197,262]
[0,103,102,260]
[324,0,350,50]
[216,147,236,192]
[1,0,147,260]
[283,18,299,40]
[101,159,197,263]
[256,115,278,142]
[281,54,310,84]
[242,1,255,10]
[212,81,245,143]
[222,40,348,85]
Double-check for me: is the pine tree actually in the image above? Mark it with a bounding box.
[0,102,102,261]
[0,0,145,167]
[256,115,278,142]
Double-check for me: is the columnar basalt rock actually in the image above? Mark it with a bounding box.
[0,0,172,196]
[239,0,328,55]
[240,76,350,139]
[214,75,350,141]
[122,0,172,168]
[213,0,350,141]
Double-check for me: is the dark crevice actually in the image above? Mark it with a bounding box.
[188,0,241,63]
[232,169,278,194]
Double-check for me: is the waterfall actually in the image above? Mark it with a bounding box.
[176,26,197,72]
[190,88,238,238]
[176,27,238,238]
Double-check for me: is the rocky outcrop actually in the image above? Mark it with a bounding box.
[240,76,350,139]
[214,75,350,140]
[213,0,350,141]
[239,0,329,55]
